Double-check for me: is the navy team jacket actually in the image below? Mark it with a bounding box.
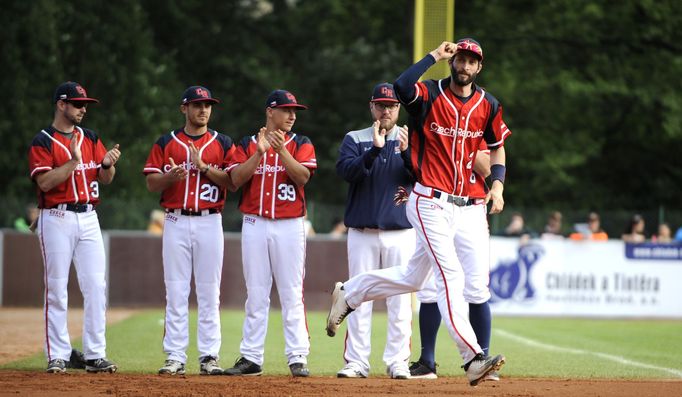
[336,125,414,230]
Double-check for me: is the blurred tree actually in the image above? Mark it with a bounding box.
[457,0,682,209]
[2,0,680,229]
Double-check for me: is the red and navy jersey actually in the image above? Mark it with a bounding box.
[402,78,511,196]
[143,128,236,211]
[227,132,316,219]
[468,141,490,199]
[28,126,108,209]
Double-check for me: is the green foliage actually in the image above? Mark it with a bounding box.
[2,0,681,229]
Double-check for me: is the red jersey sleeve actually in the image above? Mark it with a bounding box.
[484,104,512,149]
[143,142,165,175]
[29,145,54,179]
[294,137,317,171]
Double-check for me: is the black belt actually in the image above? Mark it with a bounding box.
[52,203,95,213]
[166,208,221,216]
[432,191,476,207]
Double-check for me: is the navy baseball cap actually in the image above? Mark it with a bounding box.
[370,83,399,103]
[265,90,307,110]
[181,86,220,105]
[455,38,484,61]
[53,82,99,103]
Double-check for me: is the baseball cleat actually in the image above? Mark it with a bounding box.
[387,362,411,379]
[223,357,263,376]
[485,370,500,382]
[464,353,505,386]
[199,356,223,375]
[66,349,86,370]
[326,282,353,337]
[337,362,368,378]
[289,362,310,377]
[85,358,117,373]
[158,359,186,375]
[409,359,438,379]
[46,358,66,373]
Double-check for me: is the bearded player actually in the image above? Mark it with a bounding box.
[144,85,235,376]
[29,81,120,373]
[327,38,511,386]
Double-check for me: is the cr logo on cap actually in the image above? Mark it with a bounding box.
[380,87,394,97]
[285,92,297,102]
[76,85,87,96]
[196,88,209,98]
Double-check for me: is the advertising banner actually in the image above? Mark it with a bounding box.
[488,238,682,318]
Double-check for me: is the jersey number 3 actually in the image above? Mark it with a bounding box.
[277,183,296,202]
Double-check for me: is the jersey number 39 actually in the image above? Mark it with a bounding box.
[277,183,296,202]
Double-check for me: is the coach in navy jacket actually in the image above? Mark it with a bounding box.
[333,83,415,380]
[336,85,414,231]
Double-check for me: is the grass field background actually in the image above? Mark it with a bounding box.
[4,310,682,379]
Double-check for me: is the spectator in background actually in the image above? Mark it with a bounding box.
[146,209,165,235]
[652,223,672,243]
[569,212,608,241]
[503,212,533,237]
[542,211,563,239]
[14,204,39,233]
[329,216,348,238]
[675,226,682,242]
[621,214,646,243]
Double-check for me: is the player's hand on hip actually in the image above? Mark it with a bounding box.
[69,130,82,162]
[430,41,456,62]
[102,144,121,168]
[168,157,188,181]
[188,141,206,170]
[397,125,409,152]
[256,127,271,154]
[486,181,505,214]
[372,120,386,148]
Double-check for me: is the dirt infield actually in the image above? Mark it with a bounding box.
[0,308,136,365]
[1,371,681,397]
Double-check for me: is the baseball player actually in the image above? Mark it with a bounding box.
[224,89,316,378]
[409,142,498,380]
[29,81,120,374]
[335,83,413,380]
[143,85,235,376]
[326,38,511,386]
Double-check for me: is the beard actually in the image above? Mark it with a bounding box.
[66,112,83,125]
[379,119,396,131]
[451,66,478,86]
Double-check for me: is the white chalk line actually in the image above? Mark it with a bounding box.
[495,328,682,378]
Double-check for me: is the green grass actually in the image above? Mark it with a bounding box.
[3,310,682,379]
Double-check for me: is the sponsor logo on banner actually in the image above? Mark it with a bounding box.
[490,243,544,303]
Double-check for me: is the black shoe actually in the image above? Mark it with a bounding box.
[46,359,66,373]
[223,357,263,376]
[289,362,309,377]
[85,358,118,373]
[66,349,86,369]
[409,359,437,379]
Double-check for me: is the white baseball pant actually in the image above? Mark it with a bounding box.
[239,215,309,366]
[343,188,485,363]
[343,228,414,372]
[37,208,107,361]
[162,212,224,363]
[416,203,491,304]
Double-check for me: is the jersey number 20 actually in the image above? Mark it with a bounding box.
[200,184,220,203]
